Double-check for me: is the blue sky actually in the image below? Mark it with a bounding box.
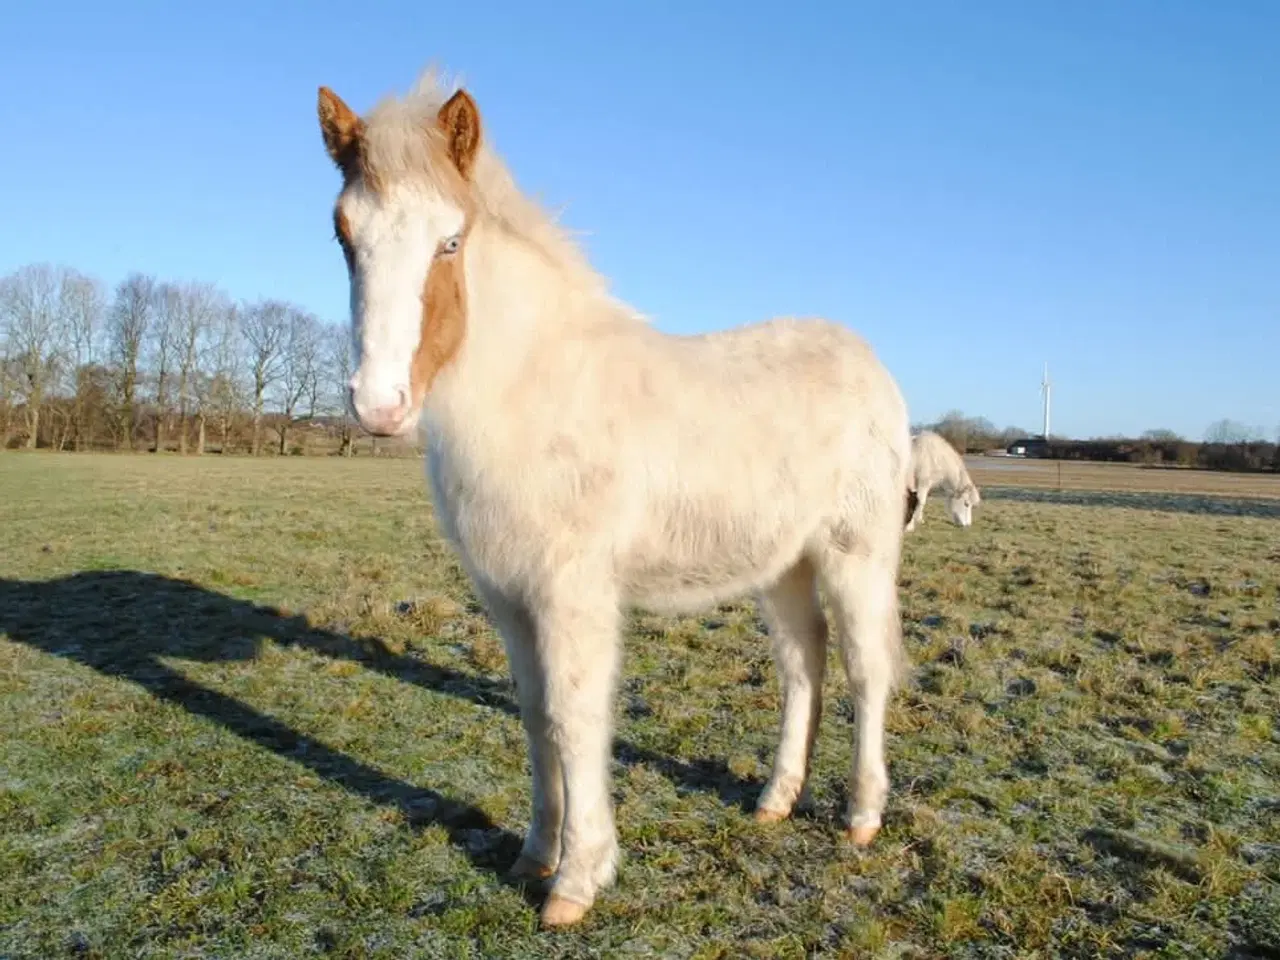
[2,0,1276,440]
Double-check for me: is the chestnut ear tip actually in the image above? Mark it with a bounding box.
[445,87,478,110]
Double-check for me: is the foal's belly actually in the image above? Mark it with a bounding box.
[616,501,817,613]
[427,443,827,611]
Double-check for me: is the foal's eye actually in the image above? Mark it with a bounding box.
[438,235,461,256]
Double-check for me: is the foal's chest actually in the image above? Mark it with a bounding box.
[423,446,547,588]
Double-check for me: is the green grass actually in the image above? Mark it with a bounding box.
[1,452,1278,959]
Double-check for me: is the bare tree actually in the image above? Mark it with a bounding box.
[275,308,323,455]
[933,409,970,454]
[195,301,244,454]
[62,270,107,450]
[172,282,223,454]
[107,273,156,450]
[324,324,357,456]
[239,300,291,456]
[1204,419,1258,445]
[150,284,183,452]
[301,330,326,426]
[0,264,68,448]
[0,340,21,449]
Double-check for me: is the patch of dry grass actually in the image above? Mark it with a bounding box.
[1,452,1278,958]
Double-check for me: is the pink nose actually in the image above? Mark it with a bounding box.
[352,385,412,436]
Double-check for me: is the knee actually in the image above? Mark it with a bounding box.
[847,650,897,689]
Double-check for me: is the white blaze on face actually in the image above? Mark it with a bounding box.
[339,180,467,434]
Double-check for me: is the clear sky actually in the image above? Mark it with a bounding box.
[2,0,1277,441]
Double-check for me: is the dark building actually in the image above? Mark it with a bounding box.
[1006,436,1050,458]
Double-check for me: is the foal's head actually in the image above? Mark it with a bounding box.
[317,82,483,437]
[947,482,981,528]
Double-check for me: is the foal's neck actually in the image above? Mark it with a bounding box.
[472,215,627,343]
[425,217,616,432]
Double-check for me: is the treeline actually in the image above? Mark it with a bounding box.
[5,262,1274,472]
[916,411,1034,457]
[1022,436,1280,473]
[0,262,416,457]
[922,412,1280,474]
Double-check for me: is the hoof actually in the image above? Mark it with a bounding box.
[753,806,789,824]
[540,894,589,929]
[845,823,880,847]
[509,855,555,882]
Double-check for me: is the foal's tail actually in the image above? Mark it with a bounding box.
[904,487,919,529]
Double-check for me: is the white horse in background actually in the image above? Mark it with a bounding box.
[906,430,982,532]
[316,68,915,928]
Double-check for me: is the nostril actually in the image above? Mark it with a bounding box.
[394,385,411,413]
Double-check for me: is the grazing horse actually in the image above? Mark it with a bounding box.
[316,69,914,928]
[905,430,982,532]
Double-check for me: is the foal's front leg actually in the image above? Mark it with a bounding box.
[534,592,622,928]
[481,592,565,881]
[905,488,927,532]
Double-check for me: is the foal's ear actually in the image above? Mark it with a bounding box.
[436,89,482,179]
[317,86,363,173]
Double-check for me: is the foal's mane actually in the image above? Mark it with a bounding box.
[362,68,619,304]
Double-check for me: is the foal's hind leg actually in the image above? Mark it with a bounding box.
[754,557,829,823]
[815,543,904,845]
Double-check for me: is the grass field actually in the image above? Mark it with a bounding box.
[2,453,1278,959]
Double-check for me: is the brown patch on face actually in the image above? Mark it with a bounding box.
[409,235,469,404]
[403,89,486,403]
[332,206,355,273]
[317,87,364,183]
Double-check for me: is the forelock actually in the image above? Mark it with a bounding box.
[357,68,471,206]
[335,65,621,304]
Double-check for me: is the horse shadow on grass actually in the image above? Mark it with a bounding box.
[0,570,760,892]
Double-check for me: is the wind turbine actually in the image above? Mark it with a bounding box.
[1040,362,1051,439]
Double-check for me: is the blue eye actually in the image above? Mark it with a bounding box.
[440,235,461,256]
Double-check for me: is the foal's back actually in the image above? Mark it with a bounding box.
[910,430,968,490]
